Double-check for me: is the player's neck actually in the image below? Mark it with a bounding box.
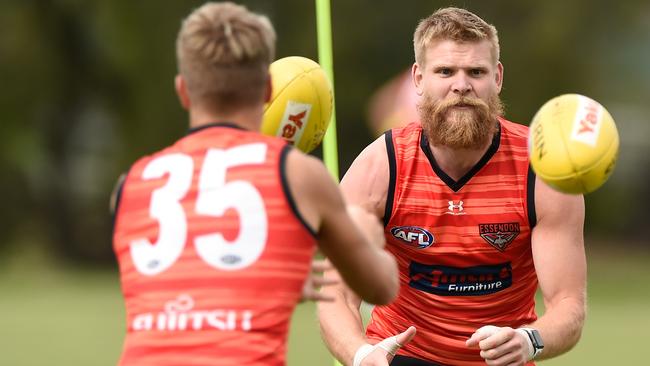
[188,104,264,132]
[429,137,492,182]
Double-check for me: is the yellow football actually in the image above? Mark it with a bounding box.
[262,56,333,153]
[528,94,619,194]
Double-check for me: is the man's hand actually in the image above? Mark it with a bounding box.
[466,325,533,366]
[300,259,339,302]
[353,326,417,366]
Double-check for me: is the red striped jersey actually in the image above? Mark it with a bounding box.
[112,123,316,366]
[366,120,538,366]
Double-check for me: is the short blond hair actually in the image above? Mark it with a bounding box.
[413,7,499,66]
[176,2,275,112]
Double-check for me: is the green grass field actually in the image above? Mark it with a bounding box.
[1,244,646,365]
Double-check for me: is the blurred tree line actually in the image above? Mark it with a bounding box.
[1,0,648,265]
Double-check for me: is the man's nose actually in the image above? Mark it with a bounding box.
[451,73,472,95]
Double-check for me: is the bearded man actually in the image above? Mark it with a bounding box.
[317,7,587,366]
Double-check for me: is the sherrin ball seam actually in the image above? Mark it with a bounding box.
[555,99,581,184]
[264,57,319,111]
[306,68,331,135]
[534,136,616,181]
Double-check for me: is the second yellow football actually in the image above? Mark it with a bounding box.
[528,94,619,194]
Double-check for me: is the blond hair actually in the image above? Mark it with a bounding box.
[176,2,275,112]
[413,7,499,66]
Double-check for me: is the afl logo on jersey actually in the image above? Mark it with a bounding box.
[390,226,434,249]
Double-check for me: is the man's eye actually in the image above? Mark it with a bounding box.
[437,68,452,75]
[470,69,484,76]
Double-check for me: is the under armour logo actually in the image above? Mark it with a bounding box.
[446,200,466,215]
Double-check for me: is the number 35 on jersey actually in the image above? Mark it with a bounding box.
[129,143,269,275]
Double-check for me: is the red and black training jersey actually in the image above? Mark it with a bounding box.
[113,123,316,366]
[366,120,538,366]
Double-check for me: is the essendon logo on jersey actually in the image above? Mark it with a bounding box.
[409,261,512,296]
[390,226,434,249]
[478,222,520,252]
[276,101,312,145]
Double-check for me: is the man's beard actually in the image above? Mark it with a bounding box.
[418,92,504,149]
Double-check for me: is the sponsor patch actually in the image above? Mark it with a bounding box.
[390,226,434,249]
[570,95,603,147]
[478,222,520,251]
[276,101,312,145]
[132,294,253,332]
[409,261,512,296]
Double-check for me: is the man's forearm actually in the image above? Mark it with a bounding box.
[318,296,368,366]
[529,296,586,359]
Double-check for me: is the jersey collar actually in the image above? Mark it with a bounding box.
[187,122,246,135]
[420,121,501,192]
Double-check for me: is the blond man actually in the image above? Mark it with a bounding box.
[111,2,398,365]
[318,7,586,366]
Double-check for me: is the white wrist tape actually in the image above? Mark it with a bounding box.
[353,344,374,366]
[376,335,402,356]
[353,336,403,366]
[515,328,535,360]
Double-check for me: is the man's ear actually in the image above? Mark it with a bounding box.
[495,61,504,94]
[175,74,191,110]
[412,63,424,96]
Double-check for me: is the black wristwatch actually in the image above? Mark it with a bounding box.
[520,328,544,359]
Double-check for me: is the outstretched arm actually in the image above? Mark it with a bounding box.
[318,136,415,366]
[318,268,367,365]
[528,177,586,358]
[286,146,398,306]
[466,177,586,365]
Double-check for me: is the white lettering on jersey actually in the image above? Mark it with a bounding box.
[130,144,269,275]
[132,294,253,332]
